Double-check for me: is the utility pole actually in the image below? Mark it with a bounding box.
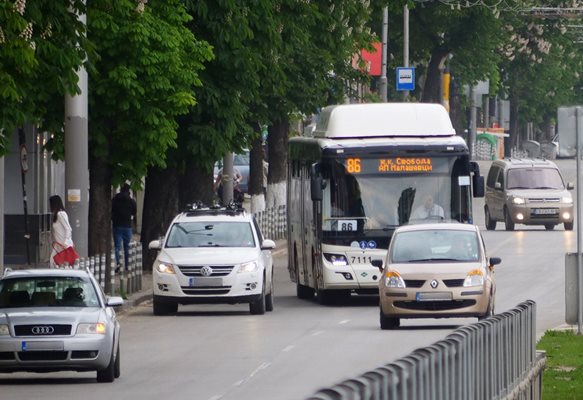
[379,6,388,102]
[64,4,88,257]
[403,5,410,100]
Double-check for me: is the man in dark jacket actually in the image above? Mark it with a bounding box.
[112,184,137,272]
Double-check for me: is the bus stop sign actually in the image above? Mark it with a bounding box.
[396,67,415,91]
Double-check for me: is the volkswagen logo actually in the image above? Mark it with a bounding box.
[32,326,54,335]
[430,280,439,289]
[200,266,213,277]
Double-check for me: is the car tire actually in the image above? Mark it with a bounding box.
[265,273,274,312]
[114,344,121,379]
[545,224,555,231]
[249,280,266,315]
[478,295,495,321]
[96,345,116,383]
[485,206,496,231]
[504,208,515,231]
[380,309,400,330]
[153,298,178,316]
[565,222,574,231]
[297,284,314,299]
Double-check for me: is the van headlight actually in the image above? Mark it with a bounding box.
[511,197,525,205]
[0,324,9,336]
[562,196,573,204]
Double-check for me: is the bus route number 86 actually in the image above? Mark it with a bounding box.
[346,158,361,174]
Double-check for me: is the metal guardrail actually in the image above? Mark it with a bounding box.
[77,241,143,297]
[254,205,287,240]
[308,300,545,400]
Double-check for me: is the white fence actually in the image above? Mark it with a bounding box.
[254,205,287,240]
[308,300,545,400]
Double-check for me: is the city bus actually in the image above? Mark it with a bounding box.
[287,103,485,304]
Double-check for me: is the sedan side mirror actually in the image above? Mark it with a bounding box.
[106,296,124,307]
[371,259,384,273]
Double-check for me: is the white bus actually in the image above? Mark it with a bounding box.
[287,103,485,304]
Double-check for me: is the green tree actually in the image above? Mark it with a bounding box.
[86,0,212,276]
[0,0,87,153]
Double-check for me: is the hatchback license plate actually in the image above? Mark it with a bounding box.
[416,292,452,302]
[532,208,558,215]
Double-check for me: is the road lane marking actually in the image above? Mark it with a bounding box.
[282,345,295,352]
[249,362,271,378]
[310,330,324,336]
[339,320,350,325]
[207,396,222,400]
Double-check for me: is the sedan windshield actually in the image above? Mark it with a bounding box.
[390,230,480,263]
[165,221,255,248]
[0,277,100,308]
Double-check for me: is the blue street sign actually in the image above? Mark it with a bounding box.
[396,67,415,91]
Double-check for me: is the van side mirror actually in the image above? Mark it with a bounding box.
[494,182,502,190]
[489,257,501,267]
[567,182,575,190]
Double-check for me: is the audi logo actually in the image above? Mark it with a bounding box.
[32,326,54,335]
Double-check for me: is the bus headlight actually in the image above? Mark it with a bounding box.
[324,253,348,266]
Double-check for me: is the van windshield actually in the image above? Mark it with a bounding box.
[507,168,564,190]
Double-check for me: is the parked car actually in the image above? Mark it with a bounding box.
[373,222,500,330]
[214,151,250,194]
[0,268,123,382]
[149,203,276,315]
[484,158,574,231]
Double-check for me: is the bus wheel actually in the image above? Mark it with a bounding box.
[297,284,314,299]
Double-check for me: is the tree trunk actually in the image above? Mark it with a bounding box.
[421,47,450,103]
[141,166,180,271]
[266,118,288,208]
[249,130,265,213]
[449,74,465,137]
[88,152,113,291]
[178,167,214,210]
[506,92,520,157]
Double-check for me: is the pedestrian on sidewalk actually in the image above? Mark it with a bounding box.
[112,184,137,273]
[49,195,77,268]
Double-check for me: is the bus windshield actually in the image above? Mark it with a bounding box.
[321,156,471,246]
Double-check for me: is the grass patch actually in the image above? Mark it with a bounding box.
[537,330,583,399]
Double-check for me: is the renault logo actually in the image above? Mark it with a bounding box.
[200,266,213,277]
[430,280,439,289]
[32,326,54,335]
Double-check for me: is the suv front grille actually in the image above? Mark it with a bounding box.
[177,265,234,277]
[181,286,232,295]
[14,325,72,337]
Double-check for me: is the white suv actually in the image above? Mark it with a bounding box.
[149,204,276,315]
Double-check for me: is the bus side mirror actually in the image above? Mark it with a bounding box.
[473,175,485,197]
[310,163,324,201]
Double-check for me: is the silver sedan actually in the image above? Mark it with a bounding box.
[0,268,123,382]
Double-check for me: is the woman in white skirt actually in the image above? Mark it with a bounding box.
[49,195,75,268]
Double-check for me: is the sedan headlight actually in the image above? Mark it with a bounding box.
[562,196,573,204]
[324,253,348,266]
[463,269,484,287]
[0,324,9,336]
[511,197,525,205]
[156,262,176,274]
[384,271,406,288]
[239,261,258,273]
[76,323,106,335]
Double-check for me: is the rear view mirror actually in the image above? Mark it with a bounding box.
[371,259,383,272]
[489,257,501,267]
[567,182,575,190]
[310,163,324,201]
[148,240,161,250]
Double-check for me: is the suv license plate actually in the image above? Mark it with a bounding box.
[532,208,558,215]
[189,277,223,287]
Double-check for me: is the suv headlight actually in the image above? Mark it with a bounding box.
[156,262,176,274]
[463,269,484,287]
[239,261,258,273]
[511,197,525,205]
[562,196,573,204]
[323,253,348,266]
[0,324,9,336]
[76,323,106,335]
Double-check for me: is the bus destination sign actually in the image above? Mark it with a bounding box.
[345,157,435,174]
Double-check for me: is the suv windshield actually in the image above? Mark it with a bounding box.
[0,276,99,308]
[166,221,256,248]
[507,168,564,190]
[390,230,480,263]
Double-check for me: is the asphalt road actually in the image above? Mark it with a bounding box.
[0,158,578,400]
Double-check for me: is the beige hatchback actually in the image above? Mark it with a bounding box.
[373,223,500,330]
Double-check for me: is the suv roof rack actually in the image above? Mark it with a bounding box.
[183,201,246,216]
